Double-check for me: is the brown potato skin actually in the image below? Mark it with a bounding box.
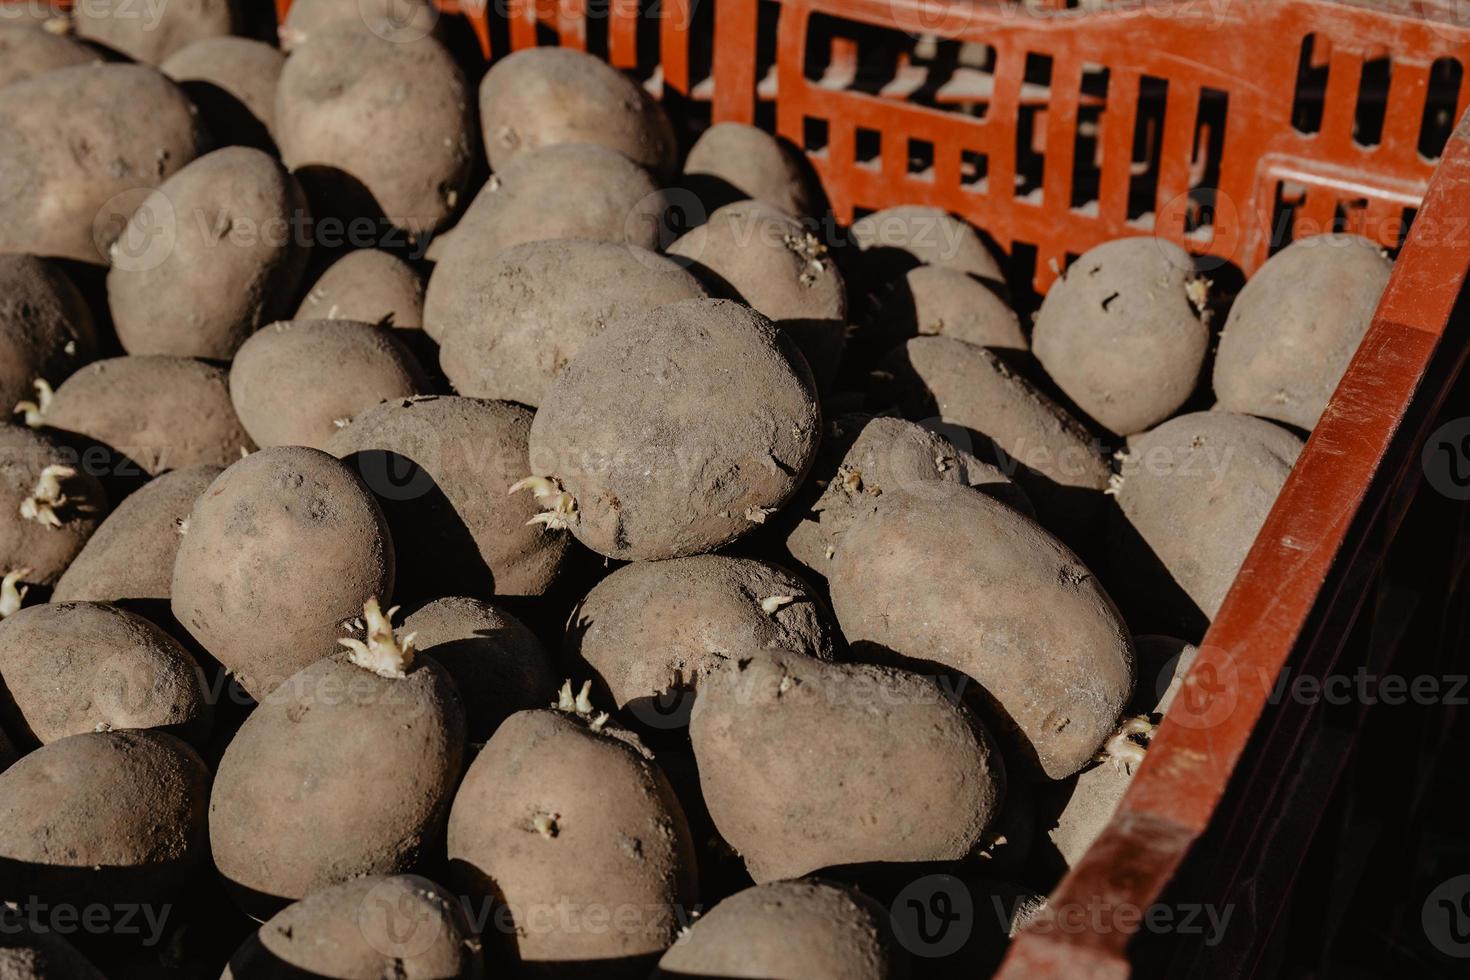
[0,24,97,90]
[74,0,234,65]
[295,249,425,329]
[170,447,394,698]
[447,709,699,978]
[850,206,1004,282]
[0,254,98,415]
[437,239,707,405]
[829,481,1134,780]
[1038,760,1132,873]
[279,0,444,50]
[162,37,285,150]
[690,649,1004,881]
[0,425,107,587]
[1132,635,1199,717]
[480,47,677,180]
[327,395,570,600]
[683,122,815,219]
[0,64,207,264]
[529,299,822,560]
[862,264,1026,358]
[229,319,426,451]
[41,356,255,475]
[210,654,465,906]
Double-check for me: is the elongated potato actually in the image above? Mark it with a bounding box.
[0,254,97,417]
[0,425,106,587]
[296,249,425,329]
[0,64,206,264]
[229,320,426,450]
[850,205,1004,282]
[683,122,815,219]
[1213,234,1392,431]
[829,481,1134,779]
[74,0,234,65]
[162,37,285,151]
[39,356,254,474]
[527,299,821,560]
[480,47,676,180]
[690,649,1004,881]
[447,709,698,977]
[861,264,1026,358]
[437,239,707,404]
[0,22,97,90]
[1038,760,1133,874]
[171,447,394,698]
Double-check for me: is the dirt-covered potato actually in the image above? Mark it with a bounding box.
[683,122,815,219]
[1039,759,1132,873]
[211,639,465,906]
[403,596,555,742]
[327,396,570,600]
[1132,635,1199,717]
[279,0,443,50]
[654,879,906,980]
[0,254,97,418]
[275,28,472,237]
[222,874,484,980]
[668,200,847,390]
[437,239,706,404]
[296,249,425,329]
[52,465,221,609]
[1110,411,1303,636]
[230,320,426,450]
[849,205,1004,282]
[171,447,394,698]
[0,729,209,908]
[0,64,206,264]
[447,708,698,977]
[565,555,837,727]
[481,47,677,180]
[690,649,1004,881]
[162,36,284,151]
[830,481,1134,779]
[74,0,234,65]
[526,299,821,560]
[39,356,254,474]
[108,148,311,359]
[0,601,210,746]
[862,264,1026,357]
[0,22,97,90]
[0,424,106,587]
[1213,234,1392,431]
[0,908,106,979]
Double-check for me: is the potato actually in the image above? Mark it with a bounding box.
[667,200,847,390]
[0,64,206,264]
[39,356,254,475]
[222,874,484,980]
[296,249,425,329]
[171,447,394,698]
[0,6,69,31]
[0,424,106,587]
[229,319,426,451]
[1038,760,1132,873]
[275,28,472,237]
[74,0,234,65]
[1109,411,1302,636]
[403,595,556,742]
[0,909,106,979]
[849,205,1004,282]
[0,729,209,908]
[107,148,310,359]
[829,481,1134,779]
[683,122,815,219]
[422,145,671,341]
[654,879,905,980]
[0,600,209,746]
[0,254,98,417]
[0,22,97,90]
[52,465,222,609]
[689,649,1004,881]
[480,47,677,180]
[861,264,1026,358]
[279,0,443,50]
[1213,234,1392,431]
[527,299,821,560]
[564,555,837,728]
[447,708,698,977]
[1132,634,1198,717]
[162,37,285,151]
[211,645,465,906]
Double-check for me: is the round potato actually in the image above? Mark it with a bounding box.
[447,708,698,977]
[480,47,676,180]
[222,874,483,980]
[296,249,425,329]
[830,481,1134,779]
[40,356,254,475]
[0,424,106,587]
[437,239,707,404]
[849,205,1004,282]
[108,147,311,359]
[0,729,209,908]
[654,879,905,980]
[74,0,234,65]
[0,254,98,417]
[279,0,444,50]
[527,299,821,560]
[683,122,815,219]
[0,22,97,90]
[162,36,285,151]
[229,319,426,451]
[862,264,1026,358]
[0,601,210,746]
[690,649,1004,881]
[275,28,472,237]
[1213,234,1392,431]
[170,447,394,698]
[327,396,571,600]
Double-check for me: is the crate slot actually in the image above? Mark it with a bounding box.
[1015,53,1053,203]
[1419,58,1463,160]
[802,115,829,156]
[961,149,989,193]
[1125,75,1169,225]
[1068,65,1108,212]
[1292,33,1330,135]
[855,126,881,169]
[1353,55,1392,149]
[907,137,935,182]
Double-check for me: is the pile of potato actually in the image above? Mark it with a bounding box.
[0,2,1392,977]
